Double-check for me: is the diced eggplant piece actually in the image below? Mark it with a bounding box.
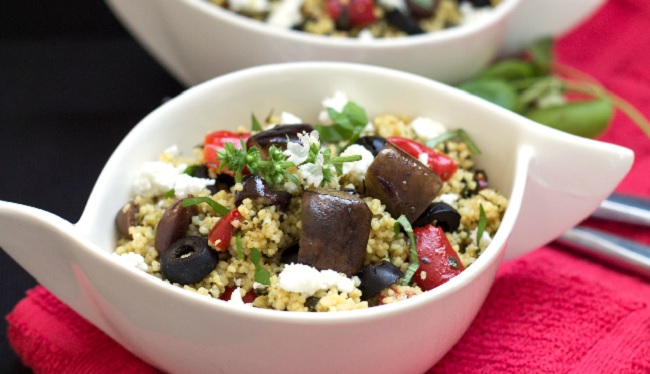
[412,202,461,232]
[246,124,314,160]
[405,0,440,19]
[155,199,197,255]
[235,174,292,210]
[298,188,372,275]
[280,241,300,264]
[356,260,404,300]
[365,142,442,223]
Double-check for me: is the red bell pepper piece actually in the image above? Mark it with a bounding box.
[208,209,242,251]
[326,0,377,28]
[413,225,464,291]
[219,286,257,303]
[387,137,457,182]
[203,130,249,174]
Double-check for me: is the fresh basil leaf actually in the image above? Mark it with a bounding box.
[396,215,419,286]
[459,79,521,112]
[251,113,262,131]
[475,59,539,81]
[163,189,176,199]
[181,196,230,216]
[526,98,613,138]
[527,37,554,72]
[315,124,345,142]
[476,204,487,248]
[235,230,244,260]
[425,129,481,155]
[251,248,271,285]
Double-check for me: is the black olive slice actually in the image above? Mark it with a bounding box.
[405,0,440,19]
[188,164,235,193]
[412,202,461,232]
[354,135,387,156]
[357,260,404,300]
[160,236,219,285]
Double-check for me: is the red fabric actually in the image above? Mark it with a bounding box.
[6,0,650,372]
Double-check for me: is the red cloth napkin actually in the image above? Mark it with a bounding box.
[6,0,650,372]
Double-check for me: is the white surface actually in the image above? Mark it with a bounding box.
[0,62,633,374]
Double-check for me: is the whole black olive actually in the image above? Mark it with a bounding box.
[356,261,404,300]
[115,201,139,239]
[155,199,197,255]
[385,9,425,35]
[412,202,461,232]
[187,164,234,194]
[246,124,314,160]
[354,136,386,157]
[160,236,219,285]
[235,174,293,210]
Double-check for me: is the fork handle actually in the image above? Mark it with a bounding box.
[558,226,650,279]
[592,193,650,227]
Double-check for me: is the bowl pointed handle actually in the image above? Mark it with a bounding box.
[503,131,634,261]
[0,201,89,308]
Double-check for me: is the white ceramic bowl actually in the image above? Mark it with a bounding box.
[0,62,632,374]
[105,0,522,86]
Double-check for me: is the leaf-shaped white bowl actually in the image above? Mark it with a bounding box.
[0,62,633,374]
[105,0,522,86]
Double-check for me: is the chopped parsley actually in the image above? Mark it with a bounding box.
[476,203,487,247]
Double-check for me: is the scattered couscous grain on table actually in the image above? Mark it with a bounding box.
[207,0,502,39]
[113,91,508,312]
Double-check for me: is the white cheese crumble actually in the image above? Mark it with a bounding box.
[229,0,270,13]
[318,90,349,123]
[471,227,493,251]
[278,264,355,296]
[357,29,375,41]
[410,117,447,140]
[437,193,459,207]
[267,0,302,28]
[459,2,494,26]
[133,160,215,199]
[418,152,429,166]
[340,144,374,185]
[113,252,148,272]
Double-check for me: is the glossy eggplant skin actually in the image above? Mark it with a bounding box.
[246,124,314,160]
[365,142,442,223]
[298,188,372,276]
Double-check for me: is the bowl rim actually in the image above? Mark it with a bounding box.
[180,0,521,48]
[86,61,529,324]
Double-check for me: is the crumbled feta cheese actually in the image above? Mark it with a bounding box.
[418,152,429,166]
[471,228,493,251]
[113,252,148,272]
[459,2,494,26]
[410,117,447,140]
[133,160,215,198]
[279,111,303,125]
[278,263,355,296]
[318,91,349,123]
[357,29,375,41]
[437,193,459,206]
[267,0,302,28]
[229,0,270,13]
[340,144,374,185]
[378,0,406,11]
[228,287,245,304]
[162,145,180,159]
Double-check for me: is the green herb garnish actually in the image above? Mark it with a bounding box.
[476,203,487,248]
[393,221,400,240]
[251,248,271,285]
[235,230,244,260]
[397,215,419,286]
[217,140,296,187]
[458,37,650,139]
[425,129,481,155]
[251,113,263,132]
[163,189,175,199]
[315,101,368,146]
[181,196,230,216]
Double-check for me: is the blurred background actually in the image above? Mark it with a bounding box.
[0,1,184,371]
